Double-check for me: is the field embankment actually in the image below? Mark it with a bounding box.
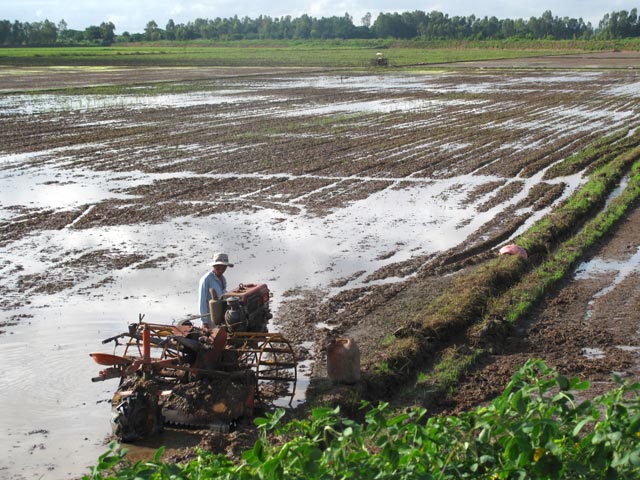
[308,137,640,413]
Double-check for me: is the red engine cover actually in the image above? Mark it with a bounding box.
[223,283,269,306]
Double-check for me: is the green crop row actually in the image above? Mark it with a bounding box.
[543,127,634,179]
[362,134,640,405]
[85,360,640,479]
[417,153,640,403]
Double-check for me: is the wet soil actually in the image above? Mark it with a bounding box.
[439,201,640,414]
[1,52,640,476]
[0,66,326,93]
[429,51,640,70]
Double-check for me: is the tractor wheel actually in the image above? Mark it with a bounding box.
[111,389,163,442]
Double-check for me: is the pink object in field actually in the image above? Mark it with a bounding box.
[499,244,528,259]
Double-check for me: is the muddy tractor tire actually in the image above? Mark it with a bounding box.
[111,388,163,443]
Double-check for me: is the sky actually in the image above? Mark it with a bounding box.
[3,0,639,34]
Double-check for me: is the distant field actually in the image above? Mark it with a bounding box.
[0,45,563,68]
[1,38,638,67]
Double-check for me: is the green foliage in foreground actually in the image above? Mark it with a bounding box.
[85,360,640,479]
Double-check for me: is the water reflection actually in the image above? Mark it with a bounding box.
[0,91,266,115]
[575,245,640,299]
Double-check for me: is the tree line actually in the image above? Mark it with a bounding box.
[0,19,115,46]
[1,9,639,47]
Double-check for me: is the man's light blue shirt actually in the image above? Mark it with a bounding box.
[198,271,227,318]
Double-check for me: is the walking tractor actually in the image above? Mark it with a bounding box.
[90,283,297,442]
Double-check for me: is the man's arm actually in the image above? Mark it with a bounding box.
[198,274,211,316]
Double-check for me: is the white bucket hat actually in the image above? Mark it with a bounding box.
[210,252,234,267]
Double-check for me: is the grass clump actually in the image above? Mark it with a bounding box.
[413,346,483,403]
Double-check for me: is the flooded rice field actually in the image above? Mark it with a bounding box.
[1,64,640,478]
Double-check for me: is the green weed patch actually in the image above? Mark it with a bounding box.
[85,360,640,479]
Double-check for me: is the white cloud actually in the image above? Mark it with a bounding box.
[170,5,185,16]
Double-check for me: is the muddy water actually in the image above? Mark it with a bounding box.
[0,91,267,115]
[575,245,640,301]
[1,69,639,479]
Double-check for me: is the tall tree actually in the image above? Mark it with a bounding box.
[165,19,176,40]
[144,20,161,41]
[84,25,101,42]
[0,20,12,45]
[99,22,115,44]
[292,14,312,39]
[361,12,371,28]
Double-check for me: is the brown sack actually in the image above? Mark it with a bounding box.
[327,337,361,384]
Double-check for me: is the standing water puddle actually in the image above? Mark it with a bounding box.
[575,245,640,302]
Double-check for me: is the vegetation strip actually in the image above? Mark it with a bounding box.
[543,127,633,179]
[2,38,640,68]
[421,156,640,402]
[363,140,640,403]
[0,44,573,68]
[3,9,640,46]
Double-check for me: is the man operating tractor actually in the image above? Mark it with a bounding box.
[198,252,234,327]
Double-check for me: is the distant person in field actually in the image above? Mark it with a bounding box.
[198,252,234,327]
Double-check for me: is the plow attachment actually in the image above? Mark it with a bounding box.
[227,332,298,402]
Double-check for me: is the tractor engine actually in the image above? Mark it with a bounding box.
[210,283,272,333]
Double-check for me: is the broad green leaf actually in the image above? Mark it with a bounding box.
[153,446,165,463]
[573,417,593,436]
[570,378,591,390]
[556,375,570,390]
